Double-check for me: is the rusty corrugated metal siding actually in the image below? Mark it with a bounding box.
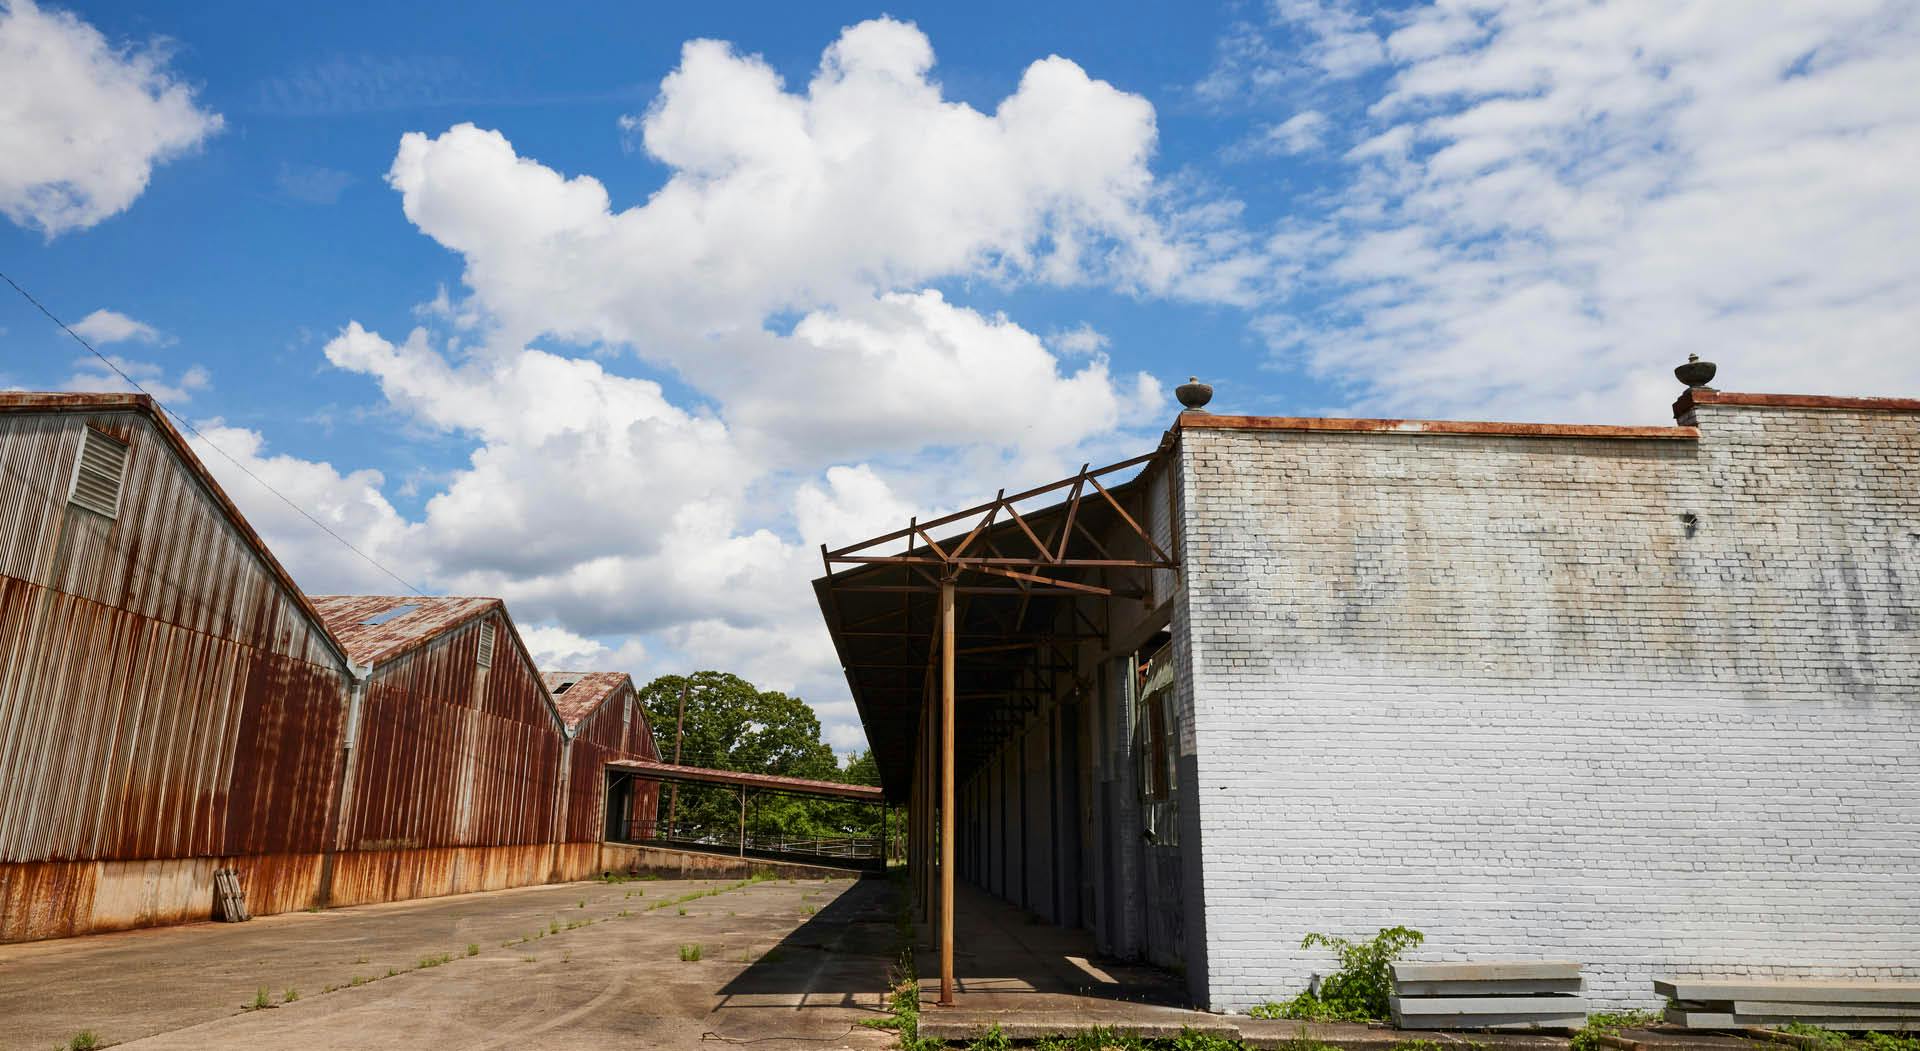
[325,609,569,905]
[1,398,667,938]
[0,405,354,941]
[0,410,341,667]
[551,675,661,844]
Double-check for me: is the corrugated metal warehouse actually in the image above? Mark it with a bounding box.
[543,671,661,848]
[0,393,357,941]
[0,392,668,942]
[309,596,576,905]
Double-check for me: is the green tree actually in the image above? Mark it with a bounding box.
[638,672,880,842]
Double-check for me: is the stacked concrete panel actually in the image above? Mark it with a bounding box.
[1390,961,1587,1030]
[1658,978,1920,1031]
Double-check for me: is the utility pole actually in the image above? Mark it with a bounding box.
[666,679,688,836]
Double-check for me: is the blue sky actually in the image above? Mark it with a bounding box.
[4,0,1917,752]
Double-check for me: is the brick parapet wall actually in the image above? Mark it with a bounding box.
[1176,400,1920,1012]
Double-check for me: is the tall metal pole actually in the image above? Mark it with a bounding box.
[938,577,956,1005]
[738,785,747,858]
[667,679,688,836]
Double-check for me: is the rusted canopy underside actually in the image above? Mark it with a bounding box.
[812,448,1174,801]
[604,759,884,803]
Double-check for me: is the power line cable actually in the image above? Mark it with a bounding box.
[1,269,424,596]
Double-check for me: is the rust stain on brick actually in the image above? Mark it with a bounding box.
[1178,410,1698,441]
[1674,389,1920,418]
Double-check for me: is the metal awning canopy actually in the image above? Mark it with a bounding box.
[810,443,1176,1006]
[604,758,883,803]
[813,446,1175,800]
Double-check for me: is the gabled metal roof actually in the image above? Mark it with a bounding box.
[540,670,630,730]
[0,391,355,672]
[308,595,501,667]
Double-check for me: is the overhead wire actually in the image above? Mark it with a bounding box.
[1,269,425,596]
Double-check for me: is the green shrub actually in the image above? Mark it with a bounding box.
[967,1023,1013,1051]
[1248,926,1424,1022]
[67,1033,102,1051]
[679,943,703,962]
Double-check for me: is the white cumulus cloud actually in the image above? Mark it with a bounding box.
[0,0,222,236]
[196,19,1282,753]
[70,308,164,345]
[1257,0,1920,423]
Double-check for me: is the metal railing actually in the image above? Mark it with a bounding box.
[618,823,884,864]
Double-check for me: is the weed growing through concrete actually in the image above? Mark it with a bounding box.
[420,953,453,969]
[350,976,369,987]
[521,955,535,963]
[66,1032,102,1051]
[548,920,561,934]
[679,943,703,962]
[677,906,687,916]
[384,967,398,978]
[863,955,937,1050]
[466,943,479,957]
[1569,1009,1665,1051]
[1777,1024,1851,1048]
[1021,1028,1303,1051]
[244,986,272,1011]
[283,987,299,1003]
[576,898,586,908]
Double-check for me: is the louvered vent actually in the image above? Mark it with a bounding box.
[475,621,496,668]
[68,428,130,519]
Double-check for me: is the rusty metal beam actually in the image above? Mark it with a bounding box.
[823,449,1159,558]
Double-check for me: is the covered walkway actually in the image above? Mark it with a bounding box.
[602,758,890,870]
[814,450,1180,1004]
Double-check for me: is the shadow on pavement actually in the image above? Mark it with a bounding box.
[713,874,900,1017]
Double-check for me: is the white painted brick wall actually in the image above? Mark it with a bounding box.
[1178,403,1920,1013]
